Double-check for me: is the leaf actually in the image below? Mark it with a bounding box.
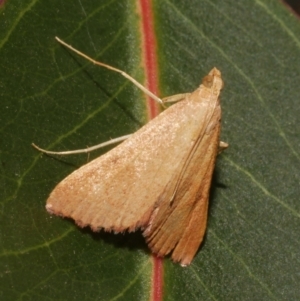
[1,0,300,300]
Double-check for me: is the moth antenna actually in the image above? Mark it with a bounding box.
[32,134,132,155]
[55,37,164,106]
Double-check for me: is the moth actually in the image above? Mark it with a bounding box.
[33,37,228,266]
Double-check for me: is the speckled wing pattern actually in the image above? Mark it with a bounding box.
[46,68,224,265]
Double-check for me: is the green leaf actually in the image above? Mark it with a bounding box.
[1,0,300,300]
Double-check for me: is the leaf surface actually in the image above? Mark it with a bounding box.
[1,0,300,300]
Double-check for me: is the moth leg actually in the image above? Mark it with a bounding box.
[32,134,132,156]
[218,141,228,154]
[162,93,191,104]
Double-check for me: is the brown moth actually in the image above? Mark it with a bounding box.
[33,37,228,266]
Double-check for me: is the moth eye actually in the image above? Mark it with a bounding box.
[202,75,213,88]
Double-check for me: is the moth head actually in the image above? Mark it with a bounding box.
[201,67,224,91]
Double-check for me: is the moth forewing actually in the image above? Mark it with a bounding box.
[144,74,222,265]
[173,120,220,265]
[37,39,227,266]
